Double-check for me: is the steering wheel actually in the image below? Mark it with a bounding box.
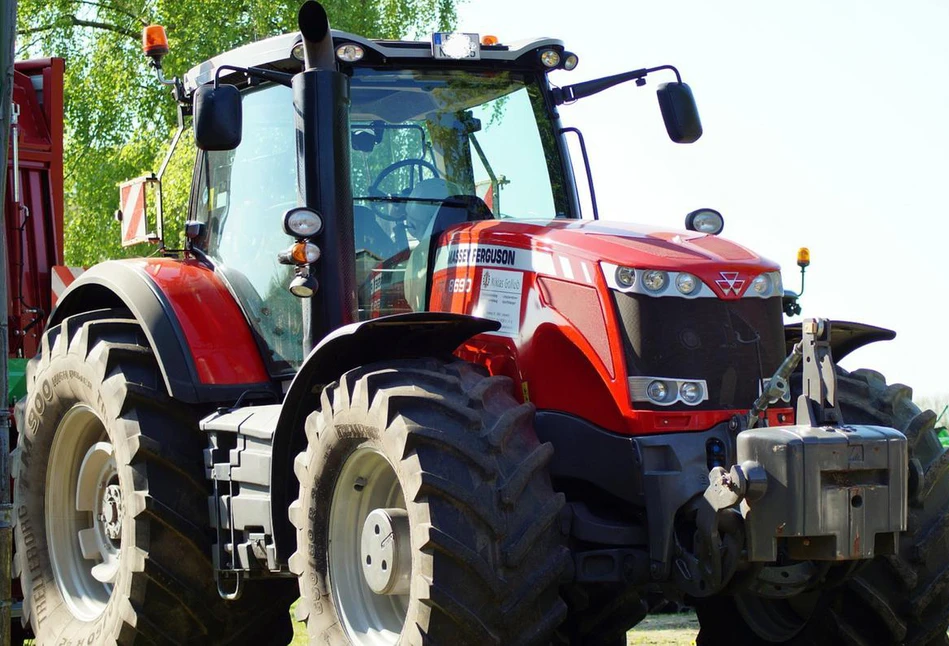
[367,159,441,222]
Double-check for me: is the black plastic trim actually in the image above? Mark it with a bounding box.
[784,320,896,362]
[535,410,735,575]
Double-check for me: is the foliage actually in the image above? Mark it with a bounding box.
[16,0,459,265]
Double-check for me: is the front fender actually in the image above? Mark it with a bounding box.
[50,259,274,403]
[785,320,896,362]
[270,311,499,561]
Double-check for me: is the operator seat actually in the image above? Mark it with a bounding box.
[354,204,398,260]
[404,186,494,312]
[354,204,399,299]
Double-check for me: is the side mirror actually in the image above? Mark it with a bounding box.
[193,84,242,151]
[657,82,702,144]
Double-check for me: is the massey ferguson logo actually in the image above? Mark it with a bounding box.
[715,271,746,295]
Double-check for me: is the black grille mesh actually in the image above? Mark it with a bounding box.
[612,292,785,411]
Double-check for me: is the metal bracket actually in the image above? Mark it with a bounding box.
[796,318,843,427]
[673,461,767,597]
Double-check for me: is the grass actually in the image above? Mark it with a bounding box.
[627,613,698,645]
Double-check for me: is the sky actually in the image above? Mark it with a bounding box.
[459,0,949,400]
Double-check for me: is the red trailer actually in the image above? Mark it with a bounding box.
[6,58,64,371]
[4,57,64,640]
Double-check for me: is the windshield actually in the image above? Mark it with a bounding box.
[349,68,569,221]
[348,68,571,321]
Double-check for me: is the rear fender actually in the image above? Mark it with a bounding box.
[49,259,275,403]
[269,312,499,561]
[784,320,896,362]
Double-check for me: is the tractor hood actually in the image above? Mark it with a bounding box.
[441,218,780,299]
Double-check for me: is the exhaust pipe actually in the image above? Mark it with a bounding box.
[298,1,335,70]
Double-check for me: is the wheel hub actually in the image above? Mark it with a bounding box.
[361,508,411,595]
[100,483,123,541]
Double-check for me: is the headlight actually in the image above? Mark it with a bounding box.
[629,376,709,406]
[283,207,324,238]
[539,49,561,68]
[679,381,704,404]
[751,273,771,296]
[646,380,669,403]
[675,272,698,295]
[749,271,782,297]
[641,270,668,292]
[685,208,725,235]
[615,266,636,288]
[336,44,365,63]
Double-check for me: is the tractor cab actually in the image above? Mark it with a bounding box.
[176,24,699,372]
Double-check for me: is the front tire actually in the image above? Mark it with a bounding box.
[13,310,295,644]
[696,367,949,645]
[290,358,570,645]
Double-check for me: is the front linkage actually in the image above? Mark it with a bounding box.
[676,318,908,598]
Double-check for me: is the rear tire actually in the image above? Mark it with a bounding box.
[695,367,949,645]
[13,310,295,644]
[290,358,570,645]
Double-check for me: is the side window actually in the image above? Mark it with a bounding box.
[193,84,303,371]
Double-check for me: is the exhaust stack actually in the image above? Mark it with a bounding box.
[298,1,335,70]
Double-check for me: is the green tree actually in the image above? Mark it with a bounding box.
[16,0,458,265]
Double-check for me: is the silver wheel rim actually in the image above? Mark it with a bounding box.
[46,405,120,621]
[328,446,408,645]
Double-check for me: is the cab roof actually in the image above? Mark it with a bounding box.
[183,30,565,95]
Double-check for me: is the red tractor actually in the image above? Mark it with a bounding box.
[13,3,948,645]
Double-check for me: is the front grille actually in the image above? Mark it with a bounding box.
[612,292,785,411]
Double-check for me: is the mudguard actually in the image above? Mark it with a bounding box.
[49,258,275,403]
[269,311,499,560]
[784,320,896,362]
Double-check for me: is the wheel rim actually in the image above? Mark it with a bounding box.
[46,405,121,621]
[735,591,819,642]
[328,446,408,645]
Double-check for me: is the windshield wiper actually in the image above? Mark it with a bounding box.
[353,196,448,204]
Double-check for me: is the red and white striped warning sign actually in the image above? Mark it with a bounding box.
[51,266,86,306]
[119,177,150,246]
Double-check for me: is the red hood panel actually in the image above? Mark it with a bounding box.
[452,219,777,272]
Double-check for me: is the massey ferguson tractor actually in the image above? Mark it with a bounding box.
[12,2,949,644]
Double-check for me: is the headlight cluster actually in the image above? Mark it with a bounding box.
[605,263,713,298]
[603,263,783,300]
[538,48,579,70]
[629,377,709,407]
[279,207,324,298]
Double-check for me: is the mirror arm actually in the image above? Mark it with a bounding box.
[782,266,808,317]
[552,64,682,105]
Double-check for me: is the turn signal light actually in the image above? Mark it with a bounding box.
[142,25,169,58]
[278,242,321,265]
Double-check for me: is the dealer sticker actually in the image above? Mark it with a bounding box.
[474,268,523,337]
